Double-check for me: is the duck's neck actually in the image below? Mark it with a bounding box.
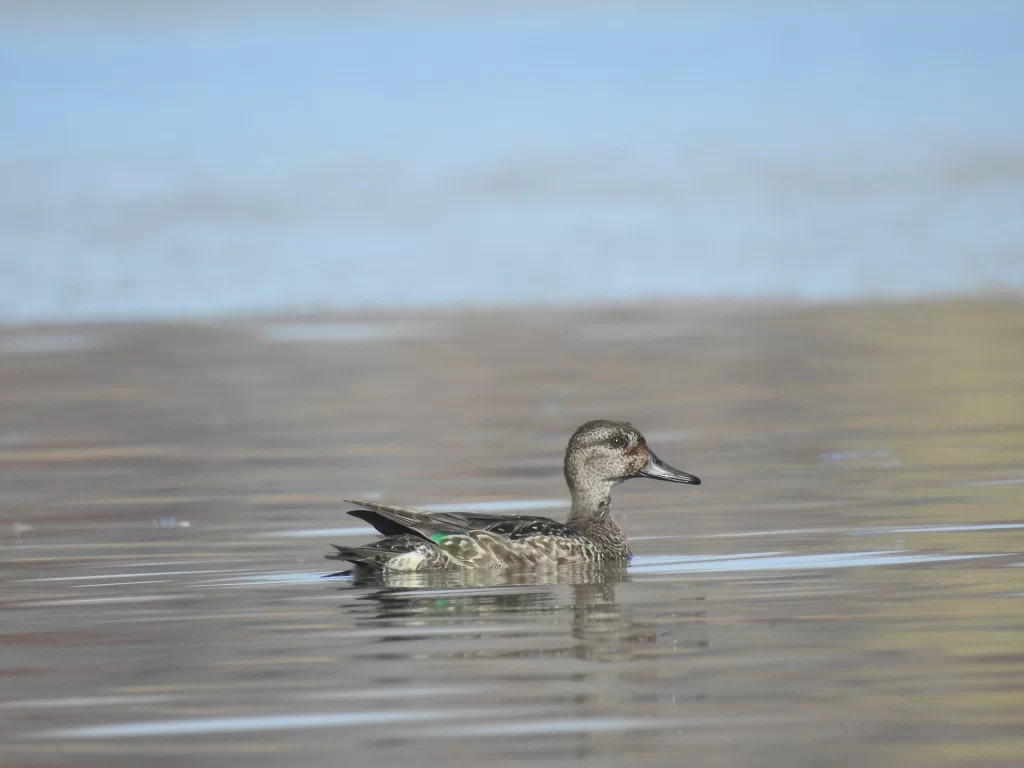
[566,477,630,558]
[567,478,616,529]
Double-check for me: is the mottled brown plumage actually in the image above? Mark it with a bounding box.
[327,420,700,573]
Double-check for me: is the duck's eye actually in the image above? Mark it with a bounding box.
[609,435,627,449]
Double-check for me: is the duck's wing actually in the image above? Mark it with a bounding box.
[343,500,575,542]
[344,499,481,541]
[448,514,580,540]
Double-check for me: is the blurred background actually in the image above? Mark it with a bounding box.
[2,0,1023,321]
[3,4,1024,768]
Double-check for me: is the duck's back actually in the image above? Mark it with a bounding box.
[329,500,613,572]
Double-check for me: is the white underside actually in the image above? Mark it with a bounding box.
[384,551,428,572]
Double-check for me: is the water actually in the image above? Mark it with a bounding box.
[2,3,1024,322]
[1,298,1022,767]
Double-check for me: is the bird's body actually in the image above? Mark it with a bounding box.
[327,420,700,574]
[332,501,626,571]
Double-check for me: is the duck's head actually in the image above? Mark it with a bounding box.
[564,420,700,499]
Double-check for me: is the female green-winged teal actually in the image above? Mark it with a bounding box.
[327,420,700,573]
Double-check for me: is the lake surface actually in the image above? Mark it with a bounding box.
[1,298,1022,766]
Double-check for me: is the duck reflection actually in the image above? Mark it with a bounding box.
[336,565,706,663]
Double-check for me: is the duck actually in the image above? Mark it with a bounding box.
[327,420,700,573]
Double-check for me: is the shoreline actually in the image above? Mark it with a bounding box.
[0,291,1020,332]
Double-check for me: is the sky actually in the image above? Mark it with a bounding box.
[2,2,1023,321]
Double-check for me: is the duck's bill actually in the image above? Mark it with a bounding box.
[638,451,701,485]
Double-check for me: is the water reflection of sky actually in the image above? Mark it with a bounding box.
[2,2,1023,321]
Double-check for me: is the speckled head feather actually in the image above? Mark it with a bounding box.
[563,420,699,527]
[564,420,646,488]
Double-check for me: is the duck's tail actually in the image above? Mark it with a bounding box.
[326,544,393,571]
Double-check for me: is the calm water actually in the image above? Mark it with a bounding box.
[1,299,1022,767]
[2,2,1024,321]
